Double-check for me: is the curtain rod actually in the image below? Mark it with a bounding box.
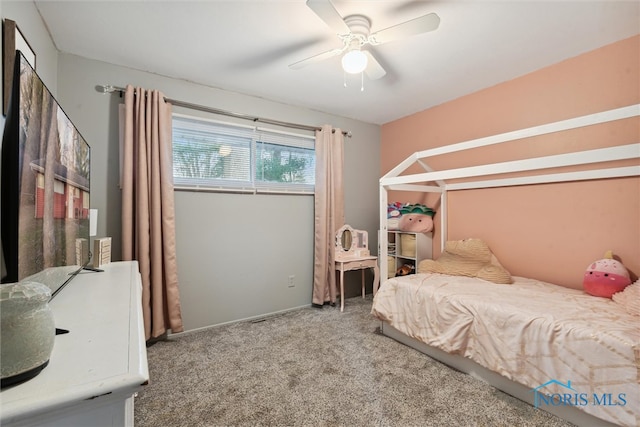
[96,84,351,137]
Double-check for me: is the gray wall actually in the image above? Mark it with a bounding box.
[2,1,381,333]
[57,55,380,332]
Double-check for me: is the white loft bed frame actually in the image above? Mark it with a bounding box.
[376,103,640,426]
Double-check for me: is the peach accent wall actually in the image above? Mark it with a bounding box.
[381,35,640,289]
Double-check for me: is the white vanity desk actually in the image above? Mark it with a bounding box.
[334,225,380,312]
[0,261,148,427]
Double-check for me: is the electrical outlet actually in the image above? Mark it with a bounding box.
[288,275,295,288]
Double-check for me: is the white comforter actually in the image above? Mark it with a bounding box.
[371,273,640,427]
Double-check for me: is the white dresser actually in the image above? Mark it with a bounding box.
[0,261,149,427]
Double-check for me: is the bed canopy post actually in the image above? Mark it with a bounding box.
[379,183,389,286]
[440,189,447,253]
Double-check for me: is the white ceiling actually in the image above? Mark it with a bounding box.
[34,0,639,125]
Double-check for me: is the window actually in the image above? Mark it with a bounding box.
[172,114,315,193]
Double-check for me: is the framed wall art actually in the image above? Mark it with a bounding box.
[3,18,36,115]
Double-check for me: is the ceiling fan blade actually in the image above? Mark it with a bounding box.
[289,47,344,70]
[233,37,327,69]
[369,12,440,45]
[364,51,386,80]
[306,0,350,34]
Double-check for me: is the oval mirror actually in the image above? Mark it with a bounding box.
[341,229,352,251]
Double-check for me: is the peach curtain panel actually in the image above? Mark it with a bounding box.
[312,125,344,307]
[121,85,184,340]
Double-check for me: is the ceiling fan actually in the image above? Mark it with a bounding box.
[289,0,441,80]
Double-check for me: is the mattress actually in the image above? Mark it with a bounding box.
[371,273,640,427]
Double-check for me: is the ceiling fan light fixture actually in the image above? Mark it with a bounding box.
[341,49,368,74]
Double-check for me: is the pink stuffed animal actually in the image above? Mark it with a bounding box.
[583,250,631,298]
[398,213,434,233]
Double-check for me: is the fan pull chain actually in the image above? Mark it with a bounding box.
[342,71,365,92]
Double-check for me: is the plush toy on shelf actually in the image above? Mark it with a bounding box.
[398,203,436,233]
[395,263,415,277]
[387,202,436,232]
[583,250,632,298]
[387,202,404,230]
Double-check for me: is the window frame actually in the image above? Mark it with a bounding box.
[172,113,316,195]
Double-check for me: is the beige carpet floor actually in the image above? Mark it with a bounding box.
[134,295,574,427]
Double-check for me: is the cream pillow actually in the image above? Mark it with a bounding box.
[612,281,640,316]
[418,238,512,284]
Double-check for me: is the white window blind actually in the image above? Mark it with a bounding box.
[172,114,315,194]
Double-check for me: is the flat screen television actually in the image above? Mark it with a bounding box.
[1,51,91,298]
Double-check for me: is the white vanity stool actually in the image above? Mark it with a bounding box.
[334,225,380,312]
